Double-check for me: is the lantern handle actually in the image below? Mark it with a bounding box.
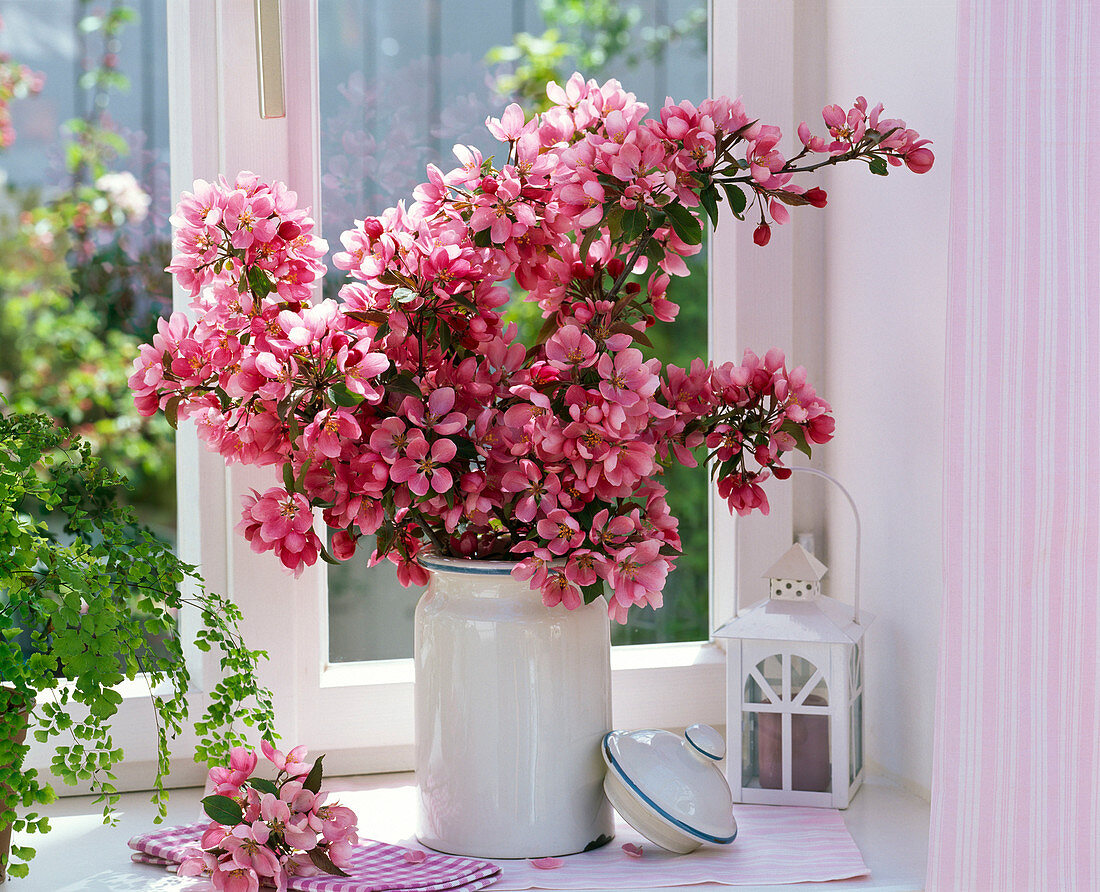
[786,467,862,625]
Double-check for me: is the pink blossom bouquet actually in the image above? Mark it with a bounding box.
[130,74,932,623]
[181,743,357,891]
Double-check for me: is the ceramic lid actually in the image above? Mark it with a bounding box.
[601,723,737,847]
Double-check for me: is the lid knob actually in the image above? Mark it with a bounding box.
[684,723,725,762]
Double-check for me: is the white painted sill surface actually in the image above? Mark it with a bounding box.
[11,774,928,892]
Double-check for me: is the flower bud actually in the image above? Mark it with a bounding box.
[753,223,771,247]
[606,258,625,278]
[904,147,935,174]
[363,218,384,238]
[277,220,302,240]
[804,187,828,208]
[480,176,499,194]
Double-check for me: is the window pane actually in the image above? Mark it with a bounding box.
[0,1,176,659]
[320,0,709,662]
[0,0,175,539]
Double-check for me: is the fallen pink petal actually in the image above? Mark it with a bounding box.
[622,842,644,858]
[402,849,427,864]
[529,857,564,870]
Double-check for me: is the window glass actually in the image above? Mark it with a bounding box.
[0,2,175,664]
[0,1,175,538]
[320,0,709,661]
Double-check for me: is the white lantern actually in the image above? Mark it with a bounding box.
[714,470,872,809]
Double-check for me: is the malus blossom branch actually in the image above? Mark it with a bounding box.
[131,72,932,623]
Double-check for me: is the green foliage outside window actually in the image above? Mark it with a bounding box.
[0,2,175,524]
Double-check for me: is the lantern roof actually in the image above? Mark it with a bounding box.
[713,594,873,645]
[764,543,828,582]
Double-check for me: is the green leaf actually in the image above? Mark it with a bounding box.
[307,845,351,878]
[603,204,624,239]
[247,265,274,298]
[164,396,180,431]
[663,201,702,246]
[282,463,296,493]
[385,373,422,397]
[868,156,889,176]
[774,190,812,207]
[201,794,244,826]
[302,755,325,794]
[720,183,747,219]
[248,777,279,796]
[330,384,362,408]
[581,581,604,606]
[578,224,600,266]
[699,185,720,227]
[534,313,560,346]
[781,421,813,458]
[344,309,390,327]
[621,205,648,242]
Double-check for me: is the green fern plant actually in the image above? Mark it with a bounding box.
[0,411,275,879]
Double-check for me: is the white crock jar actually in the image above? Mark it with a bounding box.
[414,553,614,859]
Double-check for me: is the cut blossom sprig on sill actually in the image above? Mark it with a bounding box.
[181,743,358,892]
[131,72,932,622]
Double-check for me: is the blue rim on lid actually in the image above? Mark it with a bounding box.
[602,732,738,845]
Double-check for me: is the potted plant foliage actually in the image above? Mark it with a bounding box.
[0,410,276,880]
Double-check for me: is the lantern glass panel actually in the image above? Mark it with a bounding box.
[850,692,864,785]
[745,673,768,704]
[755,710,785,790]
[849,642,863,696]
[790,708,831,792]
[746,656,782,704]
[742,710,763,788]
[799,674,829,706]
[790,654,823,700]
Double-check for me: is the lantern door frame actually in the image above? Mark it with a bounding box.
[730,637,863,809]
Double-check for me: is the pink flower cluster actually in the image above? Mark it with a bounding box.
[180,742,358,892]
[132,74,930,622]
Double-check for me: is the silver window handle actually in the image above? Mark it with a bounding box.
[255,0,285,118]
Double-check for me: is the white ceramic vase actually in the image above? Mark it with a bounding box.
[414,554,614,859]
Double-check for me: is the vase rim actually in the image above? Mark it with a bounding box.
[417,552,569,575]
[417,553,523,575]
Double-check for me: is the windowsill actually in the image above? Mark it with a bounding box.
[319,640,724,688]
[13,772,928,891]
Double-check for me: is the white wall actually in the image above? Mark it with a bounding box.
[816,1,957,796]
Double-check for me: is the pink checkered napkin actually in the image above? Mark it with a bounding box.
[128,822,502,892]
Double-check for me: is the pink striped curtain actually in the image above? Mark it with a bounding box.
[928,0,1100,888]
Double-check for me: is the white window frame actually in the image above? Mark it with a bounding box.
[150,0,804,778]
